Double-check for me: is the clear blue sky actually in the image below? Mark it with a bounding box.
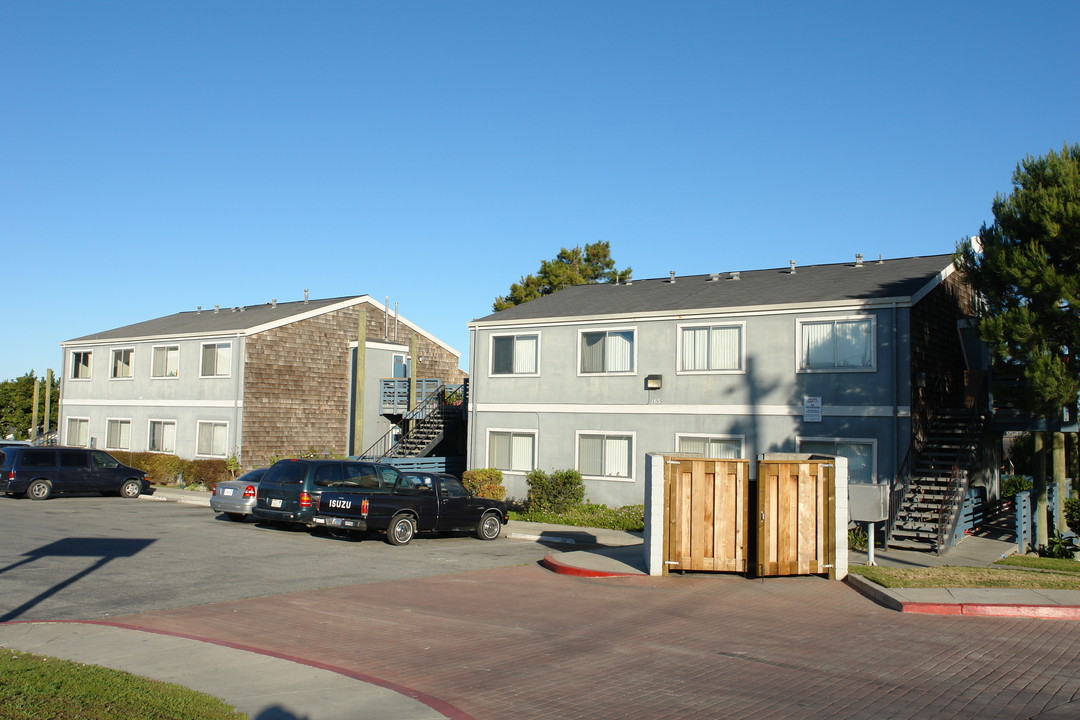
[3,1,1077,383]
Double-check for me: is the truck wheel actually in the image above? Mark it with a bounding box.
[387,515,416,546]
[27,480,52,501]
[476,512,502,541]
[119,479,142,499]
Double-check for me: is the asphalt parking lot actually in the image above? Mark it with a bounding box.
[0,492,565,622]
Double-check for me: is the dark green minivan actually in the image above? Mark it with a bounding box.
[251,458,402,527]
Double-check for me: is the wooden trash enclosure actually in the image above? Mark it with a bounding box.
[659,455,836,578]
[757,458,835,578]
[663,457,750,573]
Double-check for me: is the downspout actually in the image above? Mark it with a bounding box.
[352,308,367,456]
[893,301,900,484]
[234,332,243,464]
[467,326,477,471]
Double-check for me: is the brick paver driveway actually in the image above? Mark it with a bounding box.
[115,564,1080,720]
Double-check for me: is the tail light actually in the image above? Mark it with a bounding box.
[243,485,256,499]
[300,491,313,509]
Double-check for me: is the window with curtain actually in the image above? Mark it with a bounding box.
[152,346,180,378]
[201,342,232,377]
[488,431,535,472]
[578,433,633,479]
[110,348,133,379]
[799,318,873,370]
[197,421,228,456]
[67,418,89,447]
[148,420,176,453]
[491,334,539,375]
[580,330,634,373]
[71,351,92,379]
[106,419,131,450]
[680,324,743,371]
[676,435,742,458]
[799,439,874,483]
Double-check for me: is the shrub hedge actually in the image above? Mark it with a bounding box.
[525,468,585,514]
[461,468,506,501]
[108,451,231,489]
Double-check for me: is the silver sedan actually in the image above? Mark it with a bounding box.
[210,468,267,522]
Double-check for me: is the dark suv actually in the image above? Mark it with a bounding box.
[1,446,148,501]
[252,458,402,527]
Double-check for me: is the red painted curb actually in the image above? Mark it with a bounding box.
[901,603,1080,620]
[540,554,640,578]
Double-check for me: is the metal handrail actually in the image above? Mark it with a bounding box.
[933,411,983,554]
[360,382,467,461]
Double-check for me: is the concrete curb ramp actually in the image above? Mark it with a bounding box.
[844,573,1080,620]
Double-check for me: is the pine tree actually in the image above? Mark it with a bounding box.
[957,143,1080,539]
[493,241,632,311]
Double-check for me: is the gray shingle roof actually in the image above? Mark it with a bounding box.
[471,254,955,324]
[65,296,365,343]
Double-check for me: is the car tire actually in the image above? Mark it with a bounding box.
[386,515,416,546]
[225,513,246,522]
[119,479,142,499]
[476,512,502,541]
[27,479,52,501]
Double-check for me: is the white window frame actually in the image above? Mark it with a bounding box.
[110,347,134,380]
[576,430,635,482]
[796,315,876,373]
[148,419,177,454]
[797,436,877,484]
[196,421,229,457]
[200,342,232,378]
[676,321,745,374]
[105,418,132,451]
[674,433,744,459]
[486,429,537,474]
[70,350,92,380]
[577,327,636,376]
[151,345,180,379]
[489,332,541,377]
[66,417,90,447]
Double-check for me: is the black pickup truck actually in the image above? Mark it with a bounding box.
[312,471,508,546]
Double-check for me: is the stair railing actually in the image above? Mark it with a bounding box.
[359,382,467,461]
[932,411,984,554]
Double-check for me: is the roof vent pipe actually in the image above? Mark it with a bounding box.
[668,271,676,283]
[304,288,309,304]
[789,260,797,274]
[271,298,277,308]
[214,305,220,313]
[878,254,884,264]
[196,306,202,314]
[855,253,864,267]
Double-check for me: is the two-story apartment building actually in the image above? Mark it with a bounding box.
[60,295,464,468]
[467,253,983,511]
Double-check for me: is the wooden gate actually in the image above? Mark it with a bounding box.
[756,459,835,578]
[663,457,749,573]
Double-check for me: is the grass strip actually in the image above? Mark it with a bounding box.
[1,649,246,720]
[848,564,1080,590]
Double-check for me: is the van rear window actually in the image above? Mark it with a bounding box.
[262,462,306,485]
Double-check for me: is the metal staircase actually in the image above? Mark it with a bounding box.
[888,409,982,553]
[360,382,466,461]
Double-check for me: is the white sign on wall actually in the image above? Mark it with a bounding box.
[803,396,822,422]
